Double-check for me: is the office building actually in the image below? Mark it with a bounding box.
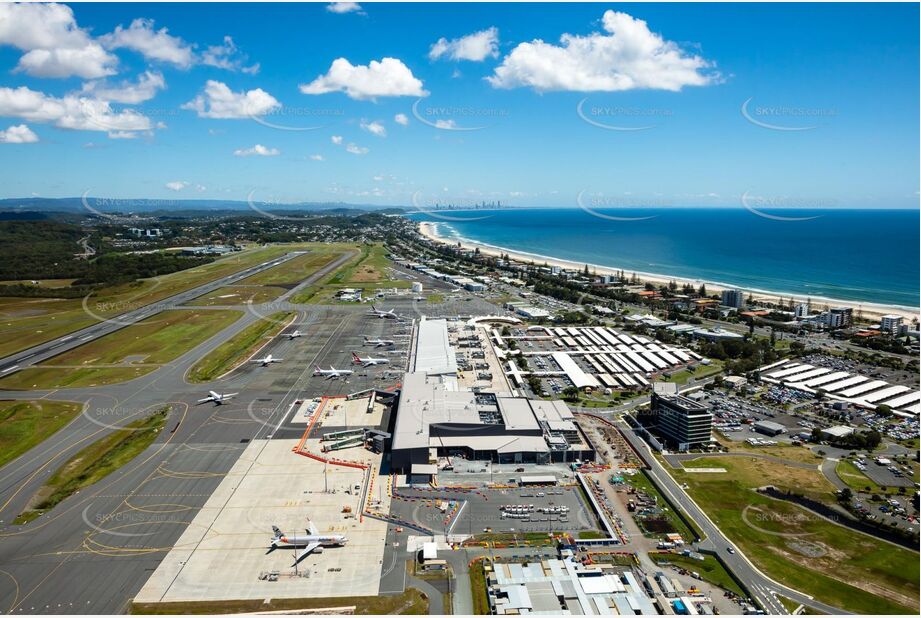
[643,392,713,451]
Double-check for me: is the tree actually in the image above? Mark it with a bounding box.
[697,283,707,297]
[562,386,581,402]
[838,487,853,504]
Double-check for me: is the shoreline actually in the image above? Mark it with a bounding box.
[417,221,919,323]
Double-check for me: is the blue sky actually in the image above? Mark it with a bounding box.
[0,2,918,209]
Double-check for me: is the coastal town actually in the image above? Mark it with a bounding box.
[0,2,917,617]
[2,204,916,615]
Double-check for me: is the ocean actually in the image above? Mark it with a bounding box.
[407,208,920,310]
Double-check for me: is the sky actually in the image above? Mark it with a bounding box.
[0,1,918,209]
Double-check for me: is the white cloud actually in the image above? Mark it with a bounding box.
[394,113,409,126]
[0,3,117,79]
[165,181,189,191]
[429,27,499,62]
[331,135,343,145]
[360,119,386,137]
[434,119,457,129]
[233,144,280,157]
[200,36,259,73]
[309,154,324,161]
[107,130,140,139]
[101,18,194,68]
[16,44,118,79]
[300,57,427,100]
[81,71,166,104]
[0,86,152,132]
[326,3,364,14]
[488,10,718,92]
[345,143,368,155]
[183,80,280,119]
[0,3,88,50]
[0,124,39,144]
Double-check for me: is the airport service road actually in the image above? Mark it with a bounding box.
[616,421,851,616]
[0,250,311,375]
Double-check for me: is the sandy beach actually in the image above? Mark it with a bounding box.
[418,221,919,323]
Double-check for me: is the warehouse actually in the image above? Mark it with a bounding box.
[487,557,659,615]
[753,420,787,436]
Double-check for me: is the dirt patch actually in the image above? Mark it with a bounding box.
[785,539,826,558]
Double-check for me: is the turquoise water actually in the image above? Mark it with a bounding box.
[407,208,920,309]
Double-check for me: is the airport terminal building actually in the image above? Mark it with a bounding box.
[390,319,595,473]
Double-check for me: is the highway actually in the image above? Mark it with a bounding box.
[0,250,307,375]
[615,418,852,615]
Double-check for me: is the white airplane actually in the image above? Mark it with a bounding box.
[197,390,237,405]
[269,522,347,566]
[285,330,303,339]
[363,336,394,347]
[367,305,398,319]
[352,352,388,367]
[313,365,353,380]
[251,354,283,366]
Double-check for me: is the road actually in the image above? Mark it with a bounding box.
[0,250,307,375]
[616,419,852,615]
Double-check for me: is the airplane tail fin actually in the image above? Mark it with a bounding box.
[351,352,361,363]
[272,525,283,539]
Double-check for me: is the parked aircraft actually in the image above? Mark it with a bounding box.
[313,365,354,379]
[269,522,347,566]
[285,330,303,339]
[363,336,394,347]
[351,352,388,367]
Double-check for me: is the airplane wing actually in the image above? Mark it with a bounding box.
[197,396,213,403]
[307,521,319,536]
[209,391,220,398]
[292,542,321,565]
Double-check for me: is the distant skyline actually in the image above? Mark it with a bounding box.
[0,2,918,209]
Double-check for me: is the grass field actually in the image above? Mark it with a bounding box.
[0,244,310,358]
[0,310,241,389]
[187,311,295,383]
[129,588,429,615]
[712,434,823,465]
[658,360,724,385]
[0,400,83,469]
[240,250,342,287]
[184,285,287,306]
[654,553,746,597]
[290,243,409,304]
[469,560,490,615]
[15,406,169,524]
[673,456,919,614]
[0,278,78,288]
